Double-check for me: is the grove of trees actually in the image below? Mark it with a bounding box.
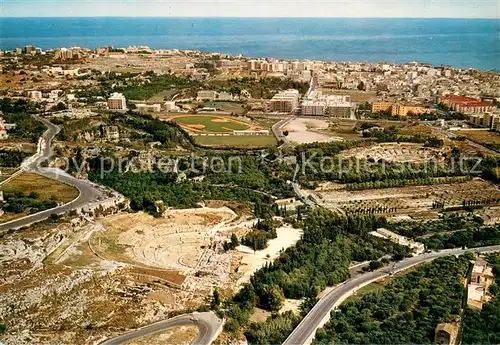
[313,255,471,344]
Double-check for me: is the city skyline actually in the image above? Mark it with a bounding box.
[2,0,499,18]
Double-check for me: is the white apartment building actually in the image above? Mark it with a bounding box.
[269,89,300,113]
[301,94,352,118]
[164,101,179,112]
[301,100,326,116]
[107,92,127,111]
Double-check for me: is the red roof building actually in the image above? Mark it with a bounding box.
[439,95,495,114]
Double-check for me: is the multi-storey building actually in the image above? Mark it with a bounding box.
[372,101,434,116]
[483,113,500,129]
[371,101,393,113]
[439,95,495,114]
[391,104,434,116]
[301,95,351,118]
[269,89,300,113]
[107,93,127,111]
[301,100,326,116]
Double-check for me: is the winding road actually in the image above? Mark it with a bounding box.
[283,245,500,345]
[272,117,294,149]
[99,312,222,345]
[0,115,105,233]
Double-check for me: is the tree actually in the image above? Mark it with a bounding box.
[211,288,221,309]
[50,102,68,112]
[230,233,240,248]
[223,233,240,251]
[259,284,285,312]
[368,260,384,271]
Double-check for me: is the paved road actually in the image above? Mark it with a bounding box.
[283,245,500,345]
[0,116,105,233]
[99,312,222,345]
[272,117,294,149]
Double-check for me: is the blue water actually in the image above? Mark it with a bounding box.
[1,17,499,70]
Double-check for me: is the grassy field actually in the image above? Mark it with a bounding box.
[147,89,178,102]
[195,135,277,148]
[458,130,500,148]
[345,281,387,302]
[249,117,280,130]
[172,115,256,133]
[2,172,79,203]
[0,168,19,182]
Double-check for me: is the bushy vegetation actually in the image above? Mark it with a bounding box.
[462,254,500,344]
[112,112,195,148]
[221,210,412,344]
[421,225,500,250]
[0,98,44,142]
[223,233,240,251]
[207,77,309,99]
[387,214,484,238]
[0,150,30,167]
[87,150,294,215]
[365,129,444,148]
[313,255,471,344]
[121,73,199,101]
[345,175,472,191]
[2,191,57,214]
[245,311,302,345]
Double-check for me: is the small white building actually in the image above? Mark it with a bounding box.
[135,103,161,113]
[197,90,218,101]
[164,101,180,112]
[27,90,43,101]
[0,117,16,139]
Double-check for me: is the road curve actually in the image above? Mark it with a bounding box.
[283,245,500,345]
[99,312,222,345]
[272,117,294,149]
[0,116,105,233]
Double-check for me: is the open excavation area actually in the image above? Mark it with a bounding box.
[92,207,237,273]
[341,142,448,164]
[0,205,304,344]
[312,178,500,220]
[283,118,336,144]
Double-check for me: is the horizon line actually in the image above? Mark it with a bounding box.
[1,16,499,19]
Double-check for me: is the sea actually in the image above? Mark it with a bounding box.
[1,17,499,71]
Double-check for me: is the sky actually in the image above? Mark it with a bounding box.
[1,0,499,18]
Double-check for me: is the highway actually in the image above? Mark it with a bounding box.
[0,115,105,233]
[283,245,500,345]
[99,312,222,345]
